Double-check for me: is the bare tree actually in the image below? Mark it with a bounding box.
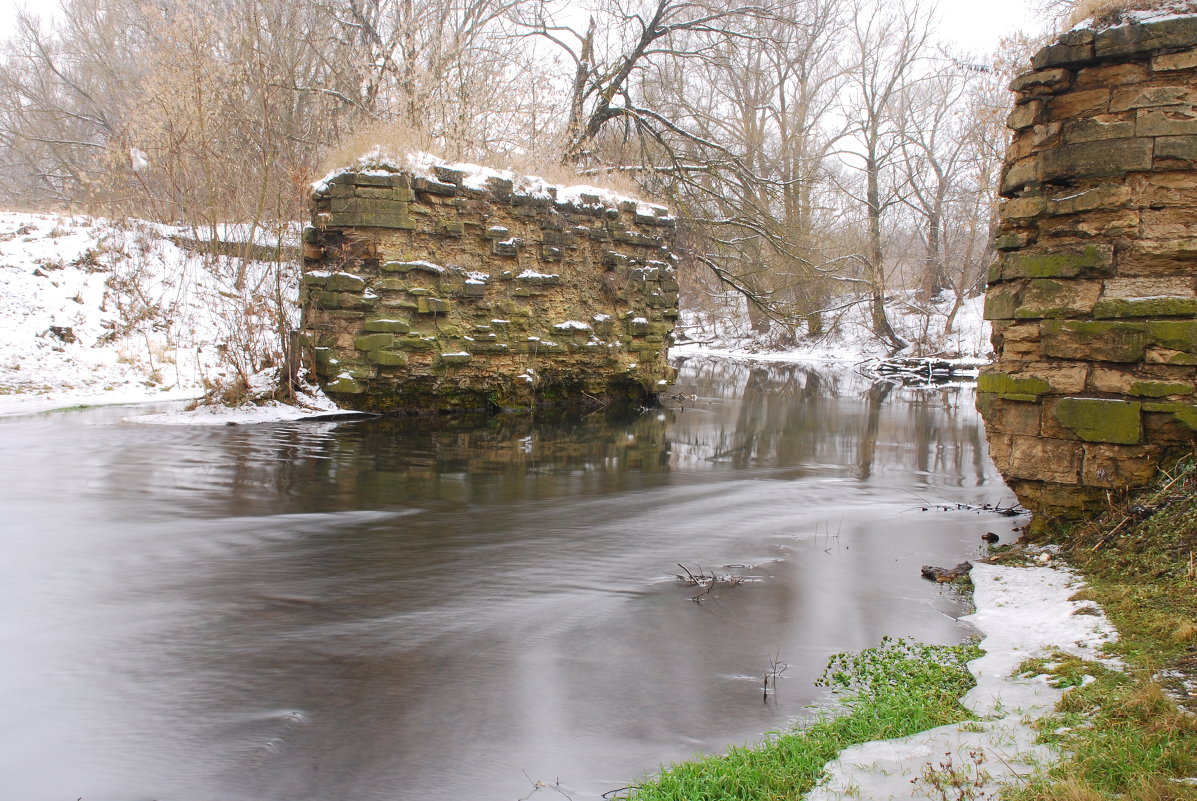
[837,0,933,353]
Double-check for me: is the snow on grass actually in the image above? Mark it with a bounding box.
[808,562,1121,800]
[0,211,340,423]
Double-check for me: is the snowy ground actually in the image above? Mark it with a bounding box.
[0,211,343,422]
[809,559,1121,800]
[676,289,993,364]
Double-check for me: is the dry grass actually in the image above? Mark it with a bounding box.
[314,120,649,200]
[1069,0,1197,28]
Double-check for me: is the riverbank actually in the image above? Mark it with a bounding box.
[1002,455,1197,800]
[619,458,1197,800]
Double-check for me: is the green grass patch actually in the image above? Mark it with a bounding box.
[615,637,982,801]
[1006,454,1197,801]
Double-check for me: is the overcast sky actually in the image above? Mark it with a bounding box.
[0,0,1050,61]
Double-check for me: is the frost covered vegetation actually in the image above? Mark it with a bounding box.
[0,0,1038,358]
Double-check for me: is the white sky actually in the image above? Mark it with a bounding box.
[0,0,1049,53]
[936,0,1053,54]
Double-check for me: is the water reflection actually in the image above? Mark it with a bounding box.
[0,357,1013,801]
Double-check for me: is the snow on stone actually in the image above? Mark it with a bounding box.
[552,320,592,331]
[316,147,668,216]
[516,269,559,279]
[808,563,1121,800]
[402,260,444,273]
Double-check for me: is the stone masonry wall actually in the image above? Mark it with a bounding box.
[300,157,678,413]
[981,16,1197,520]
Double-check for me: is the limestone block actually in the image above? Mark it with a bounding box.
[1152,48,1197,72]
[1143,401,1197,429]
[997,243,1113,281]
[1016,278,1102,318]
[1039,137,1153,181]
[1051,397,1142,443]
[355,333,395,351]
[436,352,472,365]
[995,232,1033,251]
[1130,379,1195,397]
[1002,196,1046,219]
[982,363,1089,396]
[1146,319,1197,351]
[976,370,1052,401]
[1103,276,1195,299]
[1109,84,1191,112]
[1136,107,1197,137]
[1008,100,1045,131]
[1033,40,1095,71]
[1154,134,1197,163]
[1147,347,1197,365]
[1082,443,1161,486]
[1077,62,1150,87]
[1039,209,1139,239]
[1119,240,1197,277]
[417,297,451,314]
[1062,114,1136,144]
[368,350,409,366]
[1041,319,1148,362]
[1007,434,1085,483]
[1093,296,1197,318]
[323,272,367,292]
[1087,367,1193,397]
[1049,88,1111,119]
[1001,157,1040,195]
[356,173,405,188]
[363,318,412,333]
[1096,16,1197,61]
[975,394,1043,435]
[324,376,367,394]
[1010,68,1073,94]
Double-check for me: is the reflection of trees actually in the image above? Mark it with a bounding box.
[854,381,893,480]
[668,356,992,487]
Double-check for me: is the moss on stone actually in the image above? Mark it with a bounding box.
[354,333,395,351]
[1094,297,1197,319]
[1052,397,1142,444]
[999,244,1113,281]
[977,372,1052,399]
[1129,380,1194,397]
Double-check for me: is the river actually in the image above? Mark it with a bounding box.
[0,356,1018,801]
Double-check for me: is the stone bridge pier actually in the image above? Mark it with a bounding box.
[981,16,1197,521]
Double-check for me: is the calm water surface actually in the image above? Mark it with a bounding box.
[0,357,1019,801]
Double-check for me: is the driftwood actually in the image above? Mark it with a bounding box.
[920,561,973,582]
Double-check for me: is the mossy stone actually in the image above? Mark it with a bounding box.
[1052,397,1142,444]
[325,376,367,394]
[977,372,1052,399]
[363,318,411,333]
[1129,380,1194,397]
[1147,320,1197,351]
[1094,297,1197,318]
[1042,320,1147,362]
[367,350,408,366]
[999,244,1112,280]
[354,333,395,351]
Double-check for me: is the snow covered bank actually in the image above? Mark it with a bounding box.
[676,291,993,365]
[0,211,338,423]
[808,561,1121,800]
